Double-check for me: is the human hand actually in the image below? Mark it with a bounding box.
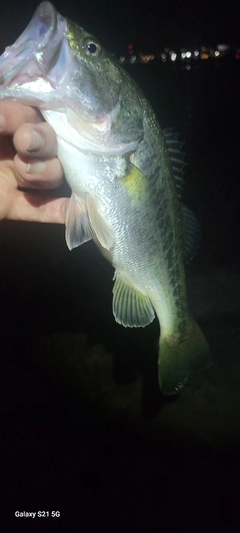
[0,101,68,223]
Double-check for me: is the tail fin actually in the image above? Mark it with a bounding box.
[158,317,211,395]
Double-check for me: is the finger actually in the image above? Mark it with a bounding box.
[14,153,64,189]
[13,122,58,158]
[7,189,69,224]
[0,101,42,134]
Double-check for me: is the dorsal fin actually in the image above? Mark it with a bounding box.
[163,128,187,197]
[181,205,201,262]
[163,129,201,261]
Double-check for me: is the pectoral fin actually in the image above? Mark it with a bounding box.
[113,272,155,327]
[65,194,92,250]
[86,194,114,250]
[123,162,148,199]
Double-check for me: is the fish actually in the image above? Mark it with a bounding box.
[0,1,211,394]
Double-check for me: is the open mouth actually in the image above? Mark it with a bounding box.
[0,2,66,91]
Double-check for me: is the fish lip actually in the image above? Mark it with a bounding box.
[20,2,58,48]
[0,2,66,88]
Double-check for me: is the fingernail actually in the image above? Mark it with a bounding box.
[27,160,46,174]
[0,114,4,128]
[27,130,44,152]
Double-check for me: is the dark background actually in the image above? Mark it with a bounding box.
[0,0,239,52]
[0,1,240,531]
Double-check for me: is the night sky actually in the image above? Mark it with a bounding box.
[0,0,239,54]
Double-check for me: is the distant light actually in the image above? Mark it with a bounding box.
[186,51,191,58]
[161,53,167,61]
[170,52,177,61]
[150,54,155,60]
[217,44,230,52]
[139,54,152,63]
[235,53,240,59]
[186,64,191,70]
[130,55,136,63]
[119,56,125,62]
[194,50,199,57]
[214,51,220,57]
[181,52,186,59]
[200,52,209,59]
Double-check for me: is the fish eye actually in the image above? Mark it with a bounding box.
[82,38,101,57]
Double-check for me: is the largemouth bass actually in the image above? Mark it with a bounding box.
[0,2,211,394]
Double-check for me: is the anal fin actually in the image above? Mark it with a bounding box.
[113,272,155,327]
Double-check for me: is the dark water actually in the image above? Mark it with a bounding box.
[0,61,240,531]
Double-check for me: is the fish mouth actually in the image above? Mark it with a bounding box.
[0,2,132,152]
[0,2,68,104]
[0,1,119,122]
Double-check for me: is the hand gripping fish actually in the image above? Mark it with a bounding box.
[0,2,211,394]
